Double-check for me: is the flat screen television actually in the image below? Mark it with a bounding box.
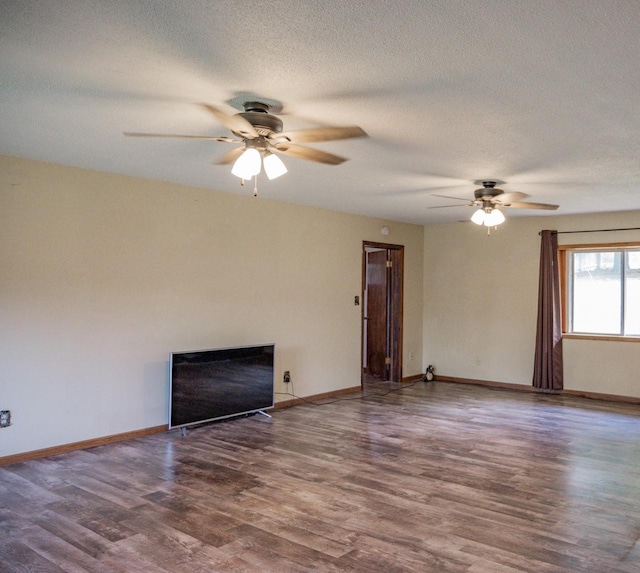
[169,343,274,429]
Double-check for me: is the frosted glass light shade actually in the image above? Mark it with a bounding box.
[263,152,287,179]
[471,209,485,225]
[231,148,261,179]
[484,209,505,226]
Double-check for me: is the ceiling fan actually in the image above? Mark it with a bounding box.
[430,180,559,231]
[124,101,368,190]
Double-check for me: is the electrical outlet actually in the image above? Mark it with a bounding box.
[0,410,11,428]
[283,371,291,384]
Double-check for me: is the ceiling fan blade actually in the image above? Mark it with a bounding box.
[215,146,245,165]
[431,193,472,202]
[199,103,259,139]
[492,191,528,204]
[124,132,239,143]
[273,143,347,165]
[274,126,368,144]
[428,204,473,209]
[506,201,559,210]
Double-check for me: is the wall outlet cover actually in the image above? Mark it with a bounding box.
[0,410,11,427]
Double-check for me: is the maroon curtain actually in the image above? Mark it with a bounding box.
[533,230,563,391]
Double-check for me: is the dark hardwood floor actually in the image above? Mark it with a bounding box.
[2,381,640,572]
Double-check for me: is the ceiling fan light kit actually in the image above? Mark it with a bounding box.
[471,207,505,227]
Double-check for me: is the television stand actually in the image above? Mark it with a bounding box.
[256,410,272,419]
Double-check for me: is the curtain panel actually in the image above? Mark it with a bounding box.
[533,230,563,391]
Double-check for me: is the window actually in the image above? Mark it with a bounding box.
[561,243,640,338]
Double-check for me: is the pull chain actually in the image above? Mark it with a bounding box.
[237,176,259,196]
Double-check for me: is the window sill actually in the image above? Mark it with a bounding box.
[563,333,640,343]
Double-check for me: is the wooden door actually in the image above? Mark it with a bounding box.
[362,242,404,384]
[366,250,388,379]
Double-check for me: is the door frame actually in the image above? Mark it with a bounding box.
[361,241,404,384]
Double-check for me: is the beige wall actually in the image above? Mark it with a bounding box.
[0,155,424,457]
[4,152,638,459]
[423,211,640,396]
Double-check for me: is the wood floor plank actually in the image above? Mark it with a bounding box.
[1,381,640,571]
[0,466,64,505]
[33,509,117,559]
[20,525,117,573]
[0,536,68,573]
[248,513,353,558]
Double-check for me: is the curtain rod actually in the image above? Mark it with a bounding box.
[539,227,640,236]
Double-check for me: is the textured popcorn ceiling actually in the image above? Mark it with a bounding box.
[1,0,639,225]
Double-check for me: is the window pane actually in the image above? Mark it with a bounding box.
[626,253,640,335]
[572,252,621,334]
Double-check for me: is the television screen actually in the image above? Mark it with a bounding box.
[169,344,274,429]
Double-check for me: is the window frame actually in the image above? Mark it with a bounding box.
[559,241,640,343]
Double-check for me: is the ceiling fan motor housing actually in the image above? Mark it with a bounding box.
[236,101,283,137]
[474,180,503,200]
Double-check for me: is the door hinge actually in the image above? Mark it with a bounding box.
[385,356,392,365]
[386,260,393,268]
